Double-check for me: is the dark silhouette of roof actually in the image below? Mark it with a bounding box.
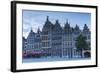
[83,24,89,31]
[42,16,53,32]
[83,24,90,34]
[27,28,35,39]
[53,20,62,31]
[25,16,90,38]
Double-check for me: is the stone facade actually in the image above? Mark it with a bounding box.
[23,16,91,58]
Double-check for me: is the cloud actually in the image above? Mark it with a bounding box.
[22,10,91,38]
[30,18,43,32]
[23,32,29,39]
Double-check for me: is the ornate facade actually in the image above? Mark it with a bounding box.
[23,16,91,58]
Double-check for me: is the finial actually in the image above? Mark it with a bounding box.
[30,27,33,32]
[66,18,68,24]
[46,16,49,21]
[56,19,59,24]
[37,27,40,33]
[75,24,79,30]
[84,24,88,30]
[84,24,87,27]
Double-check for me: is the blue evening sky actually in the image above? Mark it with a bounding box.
[22,10,91,38]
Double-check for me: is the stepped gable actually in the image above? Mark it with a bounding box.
[42,16,54,34]
[42,16,53,30]
[27,28,35,39]
[83,24,90,34]
[63,19,72,34]
[53,19,62,32]
[74,24,81,34]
